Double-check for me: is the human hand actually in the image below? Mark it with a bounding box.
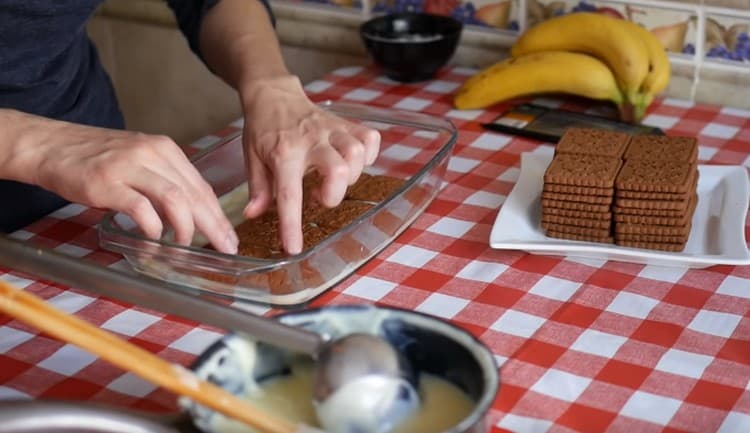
[240,75,381,255]
[9,114,238,254]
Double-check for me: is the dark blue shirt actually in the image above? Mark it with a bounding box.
[0,0,221,232]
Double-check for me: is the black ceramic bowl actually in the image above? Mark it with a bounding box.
[360,12,463,82]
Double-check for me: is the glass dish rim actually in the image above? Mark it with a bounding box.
[98,100,458,273]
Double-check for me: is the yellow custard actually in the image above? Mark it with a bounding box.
[214,360,475,433]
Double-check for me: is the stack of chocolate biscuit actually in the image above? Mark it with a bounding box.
[613,136,698,251]
[540,129,630,243]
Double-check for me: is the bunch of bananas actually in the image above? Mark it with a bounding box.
[453,12,670,122]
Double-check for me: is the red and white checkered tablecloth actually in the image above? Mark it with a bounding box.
[1,65,749,433]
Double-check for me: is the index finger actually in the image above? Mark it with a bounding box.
[272,155,306,255]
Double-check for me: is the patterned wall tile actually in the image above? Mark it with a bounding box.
[702,9,750,65]
[643,0,749,9]
[528,1,698,58]
[287,0,364,11]
[370,0,521,32]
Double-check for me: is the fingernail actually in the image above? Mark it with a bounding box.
[287,240,302,256]
[225,231,239,255]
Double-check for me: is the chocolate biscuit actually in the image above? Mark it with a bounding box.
[615,232,690,244]
[236,243,278,259]
[544,154,622,188]
[542,198,612,213]
[315,200,374,232]
[542,206,612,220]
[545,229,614,244]
[542,191,614,205]
[616,241,687,252]
[624,135,698,163]
[236,212,282,252]
[544,183,614,196]
[615,158,695,193]
[614,196,693,211]
[613,204,692,217]
[614,222,691,236]
[556,128,630,158]
[614,195,697,226]
[301,200,326,225]
[541,213,612,229]
[541,222,611,238]
[347,174,406,202]
[302,224,330,250]
[302,170,325,199]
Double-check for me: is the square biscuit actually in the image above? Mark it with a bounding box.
[545,229,614,244]
[624,135,698,163]
[237,243,278,259]
[615,222,691,236]
[617,171,697,200]
[314,200,374,232]
[541,191,613,205]
[613,205,690,217]
[302,170,325,200]
[302,224,330,250]
[615,232,690,244]
[541,213,612,229]
[615,158,695,193]
[613,212,692,227]
[614,196,692,211]
[542,206,612,220]
[235,211,282,252]
[544,154,623,188]
[556,127,630,158]
[615,240,687,252]
[614,195,697,226]
[346,174,406,202]
[542,198,611,213]
[544,183,614,196]
[541,222,611,238]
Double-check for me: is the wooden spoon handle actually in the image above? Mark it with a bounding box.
[0,280,310,433]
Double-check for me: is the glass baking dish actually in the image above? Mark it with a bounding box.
[98,101,457,307]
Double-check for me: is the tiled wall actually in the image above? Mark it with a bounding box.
[285,0,750,67]
[275,0,750,108]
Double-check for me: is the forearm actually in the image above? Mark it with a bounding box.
[199,0,291,95]
[0,109,57,185]
[0,109,239,252]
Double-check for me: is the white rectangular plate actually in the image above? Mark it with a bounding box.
[490,149,750,268]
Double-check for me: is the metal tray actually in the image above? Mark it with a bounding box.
[0,400,185,433]
[98,101,456,307]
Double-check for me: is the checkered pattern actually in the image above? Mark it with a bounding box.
[1,65,749,433]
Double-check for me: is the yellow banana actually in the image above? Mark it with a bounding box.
[453,51,624,110]
[511,12,650,105]
[623,20,671,121]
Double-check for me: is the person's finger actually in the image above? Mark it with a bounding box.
[307,145,350,208]
[347,124,381,165]
[271,154,306,255]
[130,169,195,247]
[146,138,238,253]
[329,130,366,185]
[243,142,274,219]
[191,200,238,254]
[102,185,164,241]
[175,170,238,254]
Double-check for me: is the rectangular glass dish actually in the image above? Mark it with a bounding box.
[98,101,457,306]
